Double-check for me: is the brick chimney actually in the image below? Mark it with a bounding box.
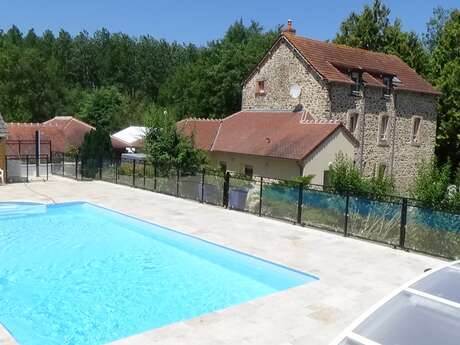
[282,19,296,35]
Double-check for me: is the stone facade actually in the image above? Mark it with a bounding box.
[242,38,438,192]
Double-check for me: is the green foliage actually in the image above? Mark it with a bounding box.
[276,175,315,188]
[79,129,114,178]
[327,152,394,197]
[144,106,207,172]
[430,10,460,171]
[409,159,460,210]
[334,0,429,75]
[77,86,127,132]
[158,20,277,119]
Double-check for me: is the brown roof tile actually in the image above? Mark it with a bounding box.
[177,119,222,151]
[180,111,358,161]
[284,34,440,95]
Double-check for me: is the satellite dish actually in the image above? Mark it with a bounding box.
[289,84,301,98]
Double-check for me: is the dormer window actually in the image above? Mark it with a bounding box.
[383,76,392,97]
[256,80,265,96]
[350,70,361,95]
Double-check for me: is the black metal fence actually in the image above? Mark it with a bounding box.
[6,153,460,260]
[4,154,49,182]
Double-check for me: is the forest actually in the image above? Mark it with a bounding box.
[0,1,459,171]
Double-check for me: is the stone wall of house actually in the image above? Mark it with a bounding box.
[392,91,437,191]
[242,40,330,117]
[240,37,438,193]
[329,84,437,192]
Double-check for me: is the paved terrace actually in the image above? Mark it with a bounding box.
[0,177,443,345]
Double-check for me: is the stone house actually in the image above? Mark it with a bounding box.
[242,21,440,191]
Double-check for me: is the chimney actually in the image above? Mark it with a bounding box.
[282,19,296,35]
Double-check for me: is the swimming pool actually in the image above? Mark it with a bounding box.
[0,202,316,345]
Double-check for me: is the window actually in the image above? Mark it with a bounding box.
[377,163,387,179]
[350,70,361,94]
[379,115,390,142]
[412,117,422,144]
[348,112,359,134]
[244,165,253,178]
[256,80,265,95]
[383,76,392,97]
[219,161,227,173]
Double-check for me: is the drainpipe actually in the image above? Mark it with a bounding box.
[389,92,397,179]
[297,161,303,176]
[359,89,366,175]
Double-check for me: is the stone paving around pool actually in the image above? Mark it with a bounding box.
[0,176,443,345]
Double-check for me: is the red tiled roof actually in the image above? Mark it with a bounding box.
[284,33,440,95]
[6,117,94,154]
[247,33,440,95]
[5,123,66,155]
[177,119,222,151]
[180,111,358,161]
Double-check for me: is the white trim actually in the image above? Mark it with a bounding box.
[348,332,382,345]
[405,287,460,310]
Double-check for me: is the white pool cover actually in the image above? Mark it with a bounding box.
[332,260,460,345]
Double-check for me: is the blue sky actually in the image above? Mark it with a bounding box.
[0,1,457,45]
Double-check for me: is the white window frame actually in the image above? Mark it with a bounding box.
[411,116,422,145]
[378,114,390,144]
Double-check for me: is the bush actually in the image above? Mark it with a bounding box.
[327,152,394,198]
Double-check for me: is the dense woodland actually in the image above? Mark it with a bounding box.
[0,1,459,172]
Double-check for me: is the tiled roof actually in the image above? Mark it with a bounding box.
[176,119,222,150]
[179,111,358,161]
[246,33,440,95]
[284,33,440,95]
[0,114,7,137]
[6,116,93,154]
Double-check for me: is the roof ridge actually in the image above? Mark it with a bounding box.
[285,33,399,60]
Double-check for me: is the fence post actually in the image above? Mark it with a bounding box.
[75,155,78,180]
[62,154,65,176]
[297,182,304,224]
[46,155,49,180]
[5,157,8,183]
[154,164,157,190]
[201,169,205,203]
[223,172,230,208]
[99,156,102,180]
[176,169,180,196]
[132,160,136,187]
[26,155,29,182]
[143,161,146,188]
[115,160,118,184]
[400,198,408,249]
[258,176,263,216]
[344,191,350,237]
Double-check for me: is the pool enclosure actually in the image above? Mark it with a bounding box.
[331,260,460,345]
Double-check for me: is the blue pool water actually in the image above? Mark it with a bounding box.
[0,202,316,345]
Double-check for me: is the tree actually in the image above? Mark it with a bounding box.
[77,86,127,132]
[334,0,428,75]
[430,10,460,171]
[144,106,207,172]
[158,20,277,119]
[424,7,452,52]
[79,129,114,178]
